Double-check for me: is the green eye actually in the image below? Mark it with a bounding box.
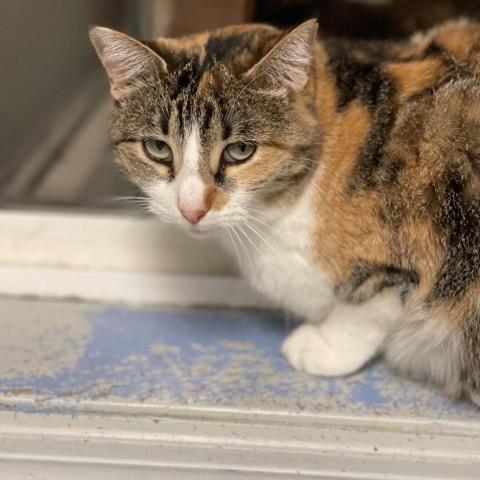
[143,139,173,164]
[223,142,257,164]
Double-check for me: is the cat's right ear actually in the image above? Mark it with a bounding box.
[244,19,318,96]
[89,26,167,101]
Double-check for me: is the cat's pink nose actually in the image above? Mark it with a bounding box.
[180,207,207,225]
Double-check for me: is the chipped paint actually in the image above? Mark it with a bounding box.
[0,299,92,380]
[150,343,181,357]
[0,297,478,422]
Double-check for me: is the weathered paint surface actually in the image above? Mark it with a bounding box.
[0,297,479,420]
[0,300,92,380]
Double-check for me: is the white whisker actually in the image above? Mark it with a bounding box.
[237,223,263,256]
[231,225,252,268]
[226,225,241,264]
[244,219,279,255]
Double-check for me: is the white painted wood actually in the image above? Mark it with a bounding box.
[0,210,236,274]
[0,406,478,479]
[0,210,477,480]
[0,266,267,308]
[0,210,272,307]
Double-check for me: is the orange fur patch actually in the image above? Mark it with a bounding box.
[312,102,391,282]
[386,57,448,99]
[313,44,338,134]
[158,31,210,52]
[227,145,288,187]
[204,185,229,212]
[435,24,479,63]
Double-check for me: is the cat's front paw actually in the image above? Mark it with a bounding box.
[282,324,358,377]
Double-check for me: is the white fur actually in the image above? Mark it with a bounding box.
[239,192,462,384]
[219,180,464,386]
[219,185,362,374]
[470,390,480,406]
[219,184,405,378]
[385,309,462,396]
[229,188,334,322]
[282,288,403,376]
[146,125,260,234]
[176,125,205,215]
[147,124,207,228]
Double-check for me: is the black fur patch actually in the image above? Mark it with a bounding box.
[324,39,396,111]
[203,34,247,68]
[429,171,480,301]
[336,262,419,303]
[176,100,184,134]
[348,105,398,192]
[160,109,170,135]
[202,103,214,131]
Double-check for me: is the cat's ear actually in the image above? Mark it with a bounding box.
[89,26,167,101]
[244,19,318,96]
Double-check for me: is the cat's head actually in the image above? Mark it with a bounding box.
[90,20,320,235]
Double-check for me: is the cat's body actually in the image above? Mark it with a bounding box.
[90,18,480,405]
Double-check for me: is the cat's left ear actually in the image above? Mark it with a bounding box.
[89,26,167,101]
[244,19,318,96]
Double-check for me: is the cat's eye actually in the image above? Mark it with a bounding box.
[143,139,173,164]
[223,142,257,164]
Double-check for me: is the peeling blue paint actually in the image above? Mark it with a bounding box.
[0,301,478,420]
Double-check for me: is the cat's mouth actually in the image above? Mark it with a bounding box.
[186,224,212,238]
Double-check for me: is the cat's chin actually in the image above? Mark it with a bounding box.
[189,230,211,238]
[185,225,213,238]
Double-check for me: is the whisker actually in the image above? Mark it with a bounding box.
[243,206,276,222]
[114,195,151,203]
[235,226,256,269]
[237,223,263,256]
[247,215,277,233]
[226,225,241,264]
[230,226,251,268]
[243,219,280,255]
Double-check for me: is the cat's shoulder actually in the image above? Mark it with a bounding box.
[317,18,480,111]
[414,18,480,55]
[321,17,480,62]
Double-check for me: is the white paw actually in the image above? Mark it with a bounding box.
[282,324,363,377]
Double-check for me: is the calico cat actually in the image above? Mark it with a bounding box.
[90,18,480,405]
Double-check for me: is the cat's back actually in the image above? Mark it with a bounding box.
[382,18,480,205]
[322,18,480,97]
[312,18,480,290]
[316,17,480,201]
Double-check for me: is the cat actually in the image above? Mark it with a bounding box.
[90,18,480,405]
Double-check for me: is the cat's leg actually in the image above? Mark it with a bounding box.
[282,287,403,376]
[384,308,464,399]
[461,313,480,407]
[469,390,480,407]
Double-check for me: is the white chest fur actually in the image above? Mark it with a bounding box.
[221,191,335,323]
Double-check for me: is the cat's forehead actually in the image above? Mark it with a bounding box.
[140,24,282,139]
[147,24,280,80]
